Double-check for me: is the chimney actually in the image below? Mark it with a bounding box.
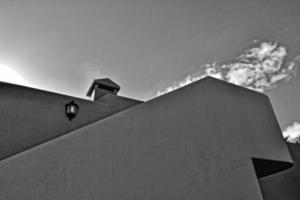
[86,78,121,101]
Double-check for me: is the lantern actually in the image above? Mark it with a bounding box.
[65,100,79,120]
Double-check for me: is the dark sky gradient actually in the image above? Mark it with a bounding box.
[0,0,299,129]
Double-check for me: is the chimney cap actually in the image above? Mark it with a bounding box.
[86,78,121,97]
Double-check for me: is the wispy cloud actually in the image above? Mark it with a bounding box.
[158,41,298,95]
[157,41,300,143]
[283,122,300,143]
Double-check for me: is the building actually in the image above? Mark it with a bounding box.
[0,78,142,160]
[0,76,299,200]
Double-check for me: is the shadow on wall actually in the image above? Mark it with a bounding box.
[0,77,294,200]
[0,79,142,161]
[259,143,300,200]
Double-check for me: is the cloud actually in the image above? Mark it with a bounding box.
[283,122,300,143]
[157,41,300,143]
[157,41,298,95]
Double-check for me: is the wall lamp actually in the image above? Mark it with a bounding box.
[65,100,79,121]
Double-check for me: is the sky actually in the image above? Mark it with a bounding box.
[0,0,299,140]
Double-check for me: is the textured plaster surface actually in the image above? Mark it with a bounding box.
[0,82,141,160]
[259,143,300,200]
[0,77,293,200]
